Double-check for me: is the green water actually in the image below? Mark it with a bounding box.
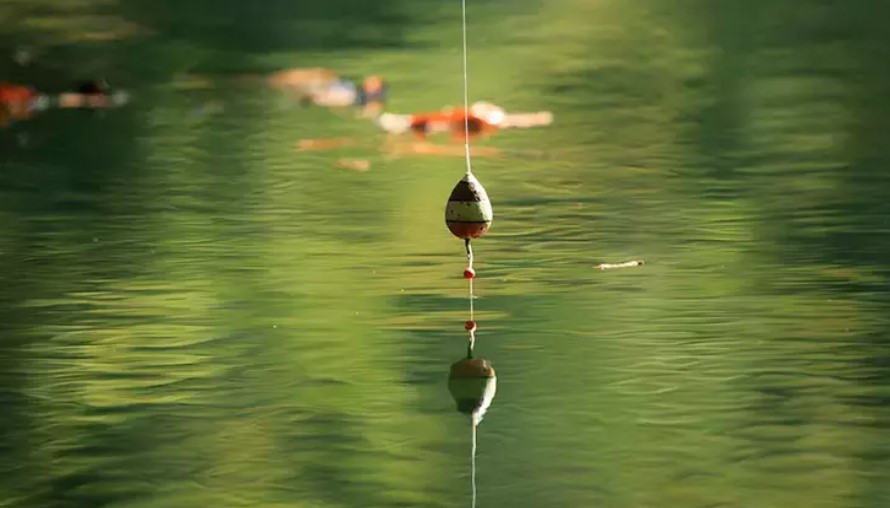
[2,1,890,507]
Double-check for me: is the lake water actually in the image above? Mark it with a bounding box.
[1,1,889,507]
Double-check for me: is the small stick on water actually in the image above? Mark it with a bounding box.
[594,260,645,271]
[334,158,371,172]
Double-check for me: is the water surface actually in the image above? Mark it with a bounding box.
[1,1,889,507]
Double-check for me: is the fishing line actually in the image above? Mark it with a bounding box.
[461,0,473,177]
[460,5,480,507]
[471,420,478,508]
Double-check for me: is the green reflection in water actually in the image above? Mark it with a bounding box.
[1,0,890,507]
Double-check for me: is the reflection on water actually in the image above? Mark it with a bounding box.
[448,355,498,508]
[449,357,497,425]
[2,0,890,507]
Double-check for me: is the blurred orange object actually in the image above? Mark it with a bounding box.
[0,82,39,125]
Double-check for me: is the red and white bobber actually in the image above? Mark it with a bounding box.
[445,171,493,241]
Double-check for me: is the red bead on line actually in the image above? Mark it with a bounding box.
[465,320,477,332]
[463,267,476,279]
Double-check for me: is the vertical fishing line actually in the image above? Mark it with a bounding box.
[466,239,475,323]
[461,0,473,177]
[458,6,482,505]
[471,420,478,508]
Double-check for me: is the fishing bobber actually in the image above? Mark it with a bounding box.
[448,358,497,423]
[445,172,493,240]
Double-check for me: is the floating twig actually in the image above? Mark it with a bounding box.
[334,158,371,172]
[594,260,644,271]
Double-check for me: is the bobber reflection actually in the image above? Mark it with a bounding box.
[448,354,496,508]
[448,357,497,425]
